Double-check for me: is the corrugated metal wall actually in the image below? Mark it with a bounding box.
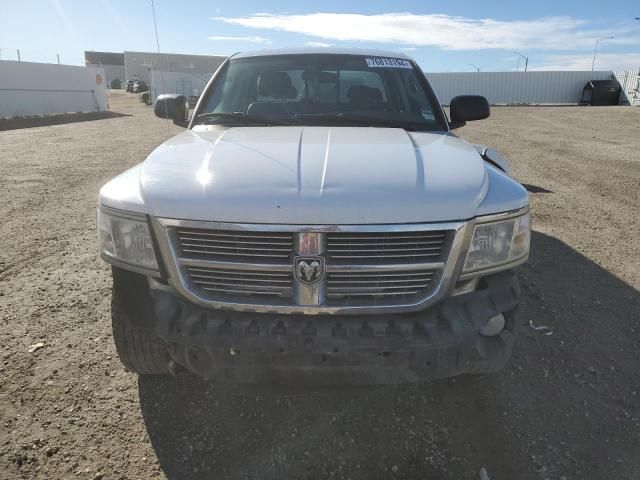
[150,70,212,103]
[613,70,640,106]
[426,71,613,105]
[125,52,225,84]
[0,60,108,118]
[147,69,640,108]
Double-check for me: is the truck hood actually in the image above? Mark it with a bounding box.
[104,126,525,224]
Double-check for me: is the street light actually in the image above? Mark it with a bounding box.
[591,36,614,71]
[513,52,528,72]
[469,63,488,72]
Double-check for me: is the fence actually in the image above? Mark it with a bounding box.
[150,70,212,104]
[426,70,615,105]
[0,60,108,118]
[613,70,640,106]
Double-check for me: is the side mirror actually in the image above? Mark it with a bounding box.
[449,95,490,129]
[154,94,189,127]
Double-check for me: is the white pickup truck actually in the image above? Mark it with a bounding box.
[97,48,530,384]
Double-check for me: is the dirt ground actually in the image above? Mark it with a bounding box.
[1,91,639,480]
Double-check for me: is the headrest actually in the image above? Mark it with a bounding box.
[347,85,383,106]
[258,71,297,99]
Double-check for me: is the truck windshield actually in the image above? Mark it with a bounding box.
[195,54,446,131]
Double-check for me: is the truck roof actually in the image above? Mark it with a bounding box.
[232,47,412,60]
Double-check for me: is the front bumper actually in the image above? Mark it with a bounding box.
[150,271,520,384]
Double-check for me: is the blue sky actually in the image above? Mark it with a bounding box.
[1,0,639,71]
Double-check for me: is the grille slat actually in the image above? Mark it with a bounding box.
[328,284,431,291]
[182,248,291,258]
[199,286,290,296]
[190,274,291,284]
[328,278,432,285]
[327,290,424,297]
[327,234,446,241]
[180,242,291,252]
[177,228,294,263]
[194,281,291,292]
[178,237,292,246]
[186,265,293,299]
[329,253,441,259]
[329,271,434,278]
[327,240,445,247]
[176,229,291,240]
[325,268,437,304]
[327,246,443,253]
[326,231,448,265]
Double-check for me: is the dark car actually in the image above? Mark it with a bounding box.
[132,80,149,93]
[125,80,135,93]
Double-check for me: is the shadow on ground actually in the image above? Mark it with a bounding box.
[0,111,131,131]
[138,231,640,480]
[522,183,553,194]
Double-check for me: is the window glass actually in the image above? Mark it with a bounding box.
[198,54,444,131]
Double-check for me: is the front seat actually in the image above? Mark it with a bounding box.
[347,85,383,109]
[257,71,298,100]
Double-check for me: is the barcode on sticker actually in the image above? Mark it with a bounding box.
[365,57,412,69]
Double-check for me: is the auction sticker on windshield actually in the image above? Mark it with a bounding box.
[365,57,412,68]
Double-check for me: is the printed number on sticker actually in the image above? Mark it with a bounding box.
[366,58,412,69]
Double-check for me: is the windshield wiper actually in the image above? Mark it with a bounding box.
[193,112,288,126]
[293,113,421,131]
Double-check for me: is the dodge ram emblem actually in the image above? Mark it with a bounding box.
[294,256,325,285]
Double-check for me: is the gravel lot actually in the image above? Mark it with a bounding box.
[1,91,639,480]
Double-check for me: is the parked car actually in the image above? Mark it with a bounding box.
[125,80,135,92]
[138,91,151,105]
[98,48,530,384]
[132,80,148,93]
[188,95,199,108]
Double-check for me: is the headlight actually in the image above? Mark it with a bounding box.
[462,210,530,275]
[97,206,158,271]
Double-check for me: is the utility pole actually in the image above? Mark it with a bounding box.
[57,54,60,64]
[592,36,614,71]
[513,52,528,72]
[17,49,21,62]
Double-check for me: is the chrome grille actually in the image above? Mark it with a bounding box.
[327,270,437,303]
[176,228,293,263]
[158,219,464,314]
[186,266,293,299]
[326,231,448,264]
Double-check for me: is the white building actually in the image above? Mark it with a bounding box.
[123,51,226,85]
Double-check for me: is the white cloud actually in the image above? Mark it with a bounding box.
[531,53,640,71]
[400,47,417,52]
[213,13,640,51]
[304,41,332,48]
[208,35,272,44]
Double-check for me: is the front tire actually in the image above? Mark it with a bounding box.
[111,267,170,375]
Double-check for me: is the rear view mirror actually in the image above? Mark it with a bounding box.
[154,94,189,127]
[449,95,490,129]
